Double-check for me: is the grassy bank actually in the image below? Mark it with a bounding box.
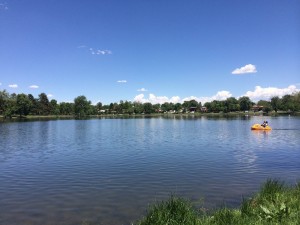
[136,179,300,225]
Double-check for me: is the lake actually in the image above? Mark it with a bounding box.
[0,115,300,225]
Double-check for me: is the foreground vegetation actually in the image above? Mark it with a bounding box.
[136,179,300,225]
[1,89,300,118]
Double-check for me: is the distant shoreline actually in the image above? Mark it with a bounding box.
[1,111,299,122]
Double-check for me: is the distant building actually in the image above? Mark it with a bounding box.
[201,107,207,112]
[252,105,264,112]
[189,107,197,112]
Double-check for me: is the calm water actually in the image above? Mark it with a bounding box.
[0,116,300,225]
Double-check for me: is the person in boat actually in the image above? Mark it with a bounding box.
[261,121,268,127]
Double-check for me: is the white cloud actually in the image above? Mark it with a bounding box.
[117,80,127,83]
[232,64,257,74]
[243,85,299,101]
[47,94,53,98]
[133,90,233,105]
[170,96,181,103]
[182,96,201,102]
[134,94,146,103]
[137,88,148,92]
[182,91,232,104]
[96,50,112,55]
[77,45,87,48]
[132,85,299,105]
[213,91,232,100]
[134,93,174,104]
[0,82,2,85]
[89,48,112,55]
[29,85,39,89]
[8,84,18,88]
[134,94,181,104]
[148,94,172,104]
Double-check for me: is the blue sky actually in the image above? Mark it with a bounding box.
[0,0,299,104]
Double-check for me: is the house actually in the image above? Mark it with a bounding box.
[252,105,264,112]
[189,107,197,112]
[201,107,207,112]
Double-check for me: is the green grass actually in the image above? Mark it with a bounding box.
[136,195,203,225]
[135,179,300,225]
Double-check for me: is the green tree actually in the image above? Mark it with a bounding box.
[292,92,300,111]
[225,97,240,112]
[133,102,144,114]
[270,96,281,112]
[174,103,182,112]
[161,102,174,112]
[0,90,10,115]
[239,96,253,111]
[50,99,60,115]
[74,95,91,117]
[28,94,39,115]
[59,102,74,115]
[281,95,294,112]
[3,93,17,118]
[16,94,32,117]
[143,102,154,114]
[203,102,212,112]
[96,102,103,114]
[4,99,17,118]
[210,100,225,113]
[152,104,161,113]
[122,101,132,114]
[38,93,50,115]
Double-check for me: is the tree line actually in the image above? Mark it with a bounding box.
[0,89,299,118]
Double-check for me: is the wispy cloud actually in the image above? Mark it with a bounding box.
[137,88,148,92]
[0,82,2,86]
[29,85,39,89]
[89,48,112,55]
[232,64,257,74]
[0,2,8,10]
[8,84,18,88]
[243,85,299,101]
[47,94,53,98]
[78,45,112,56]
[117,80,127,83]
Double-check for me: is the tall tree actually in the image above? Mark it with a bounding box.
[281,95,294,112]
[143,102,153,114]
[16,94,32,117]
[38,93,50,115]
[238,96,253,111]
[225,97,240,112]
[50,99,59,115]
[74,95,91,117]
[28,94,39,115]
[96,102,103,114]
[270,96,281,112]
[0,90,10,114]
[59,102,74,115]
